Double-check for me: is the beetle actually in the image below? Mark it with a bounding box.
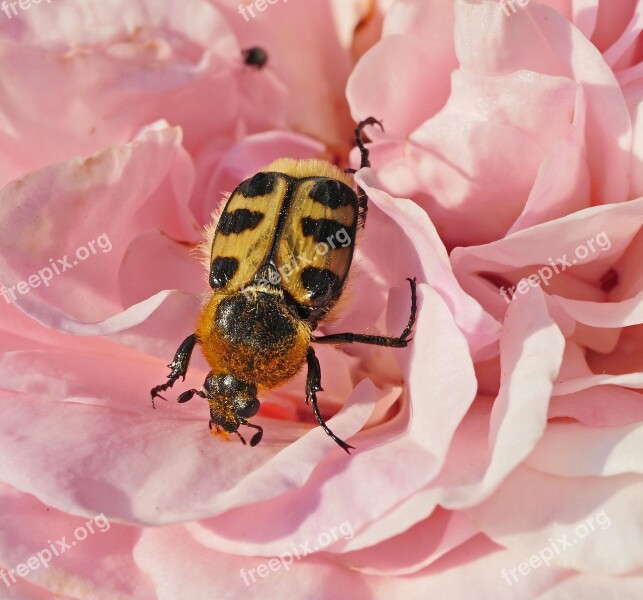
[150,117,417,453]
[241,46,268,69]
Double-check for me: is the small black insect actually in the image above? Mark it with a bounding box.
[242,46,268,69]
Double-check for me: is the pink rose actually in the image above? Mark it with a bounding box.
[347,0,642,248]
[0,1,642,599]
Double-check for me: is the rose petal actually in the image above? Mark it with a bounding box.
[525,421,643,476]
[0,123,199,325]
[549,386,643,427]
[0,484,153,599]
[0,0,288,185]
[0,379,379,524]
[454,1,632,205]
[469,465,643,574]
[431,284,565,509]
[355,170,501,359]
[337,508,480,575]
[183,285,478,555]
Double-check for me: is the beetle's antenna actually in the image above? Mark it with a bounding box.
[243,421,264,447]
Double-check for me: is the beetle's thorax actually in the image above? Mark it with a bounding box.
[196,290,310,389]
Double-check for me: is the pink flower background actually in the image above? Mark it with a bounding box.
[0,0,642,598]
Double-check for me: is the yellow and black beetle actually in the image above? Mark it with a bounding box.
[151,117,417,453]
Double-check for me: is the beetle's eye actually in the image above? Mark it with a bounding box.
[237,398,260,418]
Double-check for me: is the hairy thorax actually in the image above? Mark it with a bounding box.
[196,289,311,389]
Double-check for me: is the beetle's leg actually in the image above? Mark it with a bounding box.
[305,347,355,454]
[352,117,383,227]
[305,346,324,405]
[312,278,417,348]
[150,334,198,408]
[241,421,264,447]
[355,116,382,169]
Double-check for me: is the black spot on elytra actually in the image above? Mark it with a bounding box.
[301,218,349,244]
[309,178,356,209]
[238,172,277,198]
[300,267,340,306]
[218,209,264,235]
[210,257,239,289]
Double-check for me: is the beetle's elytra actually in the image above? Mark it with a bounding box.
[150,117,417,453]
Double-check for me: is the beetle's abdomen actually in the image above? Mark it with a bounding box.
[196,291,310,389]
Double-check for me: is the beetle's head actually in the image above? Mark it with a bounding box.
[204,373,263,446]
